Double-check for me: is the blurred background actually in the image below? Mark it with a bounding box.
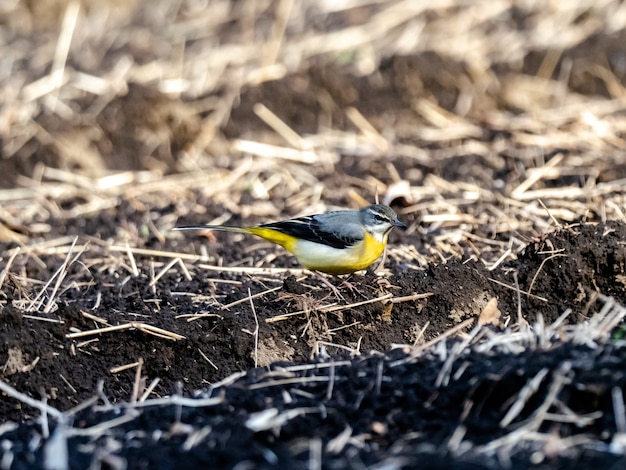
[1,0,626,230]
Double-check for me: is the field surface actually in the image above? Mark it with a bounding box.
[1,1,626,468]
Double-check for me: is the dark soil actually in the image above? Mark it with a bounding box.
[2,336,626,469]
[2,3,626,466]
[2,219,626,425]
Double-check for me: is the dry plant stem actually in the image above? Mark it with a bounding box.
[131,358,144,403]
[197,348,219,370]
[221,285,282,310]
[527,363,572,428]
[328,321,361,333]
[245,407,324,433]
[46,238,87,313]
[126,243,139,277]
[65,396,99,417]
[149,256,179,286]
[248,376,330,391]
[176,313,223,323]
[391,292,433,303]
[92,395,224,413]
[110,361,142,374]
[500,368,550,427]
[67,413,139,437]
[272,291,432,324]
[511,154,565,198]
[435,325,483,388]
[412,321,430,346]
[22,315,64,323]
[80,310,110,325]
[177,258,193,281]
[140,378,160,402]
[107,245,213,262]
[325,363,336,401]
[538,199,563,227]
[320,293,393,314]
[390,318,475,367]
[612,387,626,434]
[527,253,568,297]
[66,322,185,341]
[26,236,81,313]
[315,340,362,356]
[513,271,528,328]
[253,103,307,150]
[0,247,20,290]
[488,277,548,302]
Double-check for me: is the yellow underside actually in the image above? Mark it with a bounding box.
[247,227,387,274]
[245,227,299,252]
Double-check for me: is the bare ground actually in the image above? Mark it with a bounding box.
[1,1,626,468]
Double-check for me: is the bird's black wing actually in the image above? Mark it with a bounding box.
[261,214,363,249]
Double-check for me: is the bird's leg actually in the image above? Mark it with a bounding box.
[310,271,345,301]
[333,274,365,299]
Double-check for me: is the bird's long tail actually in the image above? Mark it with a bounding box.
[173,225,296,251]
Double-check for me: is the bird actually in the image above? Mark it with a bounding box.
[174,204,406,275]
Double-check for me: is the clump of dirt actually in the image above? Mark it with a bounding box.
[511,222,626,322]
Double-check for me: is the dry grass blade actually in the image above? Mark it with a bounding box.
[66,322,185,341]
[389,318,476,367]
[488,277,548,303]
[110,361,142,374]
[25,237,87,313]
[265,292,434,324]
[500,368,550,428]
[0,247,20,291]
[176,313,223,323]
[221,286,283,310]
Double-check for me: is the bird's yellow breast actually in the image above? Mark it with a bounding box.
[346,232,387,272]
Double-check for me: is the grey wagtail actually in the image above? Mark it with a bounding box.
[174,204,406,274]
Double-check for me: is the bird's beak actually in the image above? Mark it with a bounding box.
[394,220,408,231]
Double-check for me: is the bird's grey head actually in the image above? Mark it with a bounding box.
[360,204,407,239]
